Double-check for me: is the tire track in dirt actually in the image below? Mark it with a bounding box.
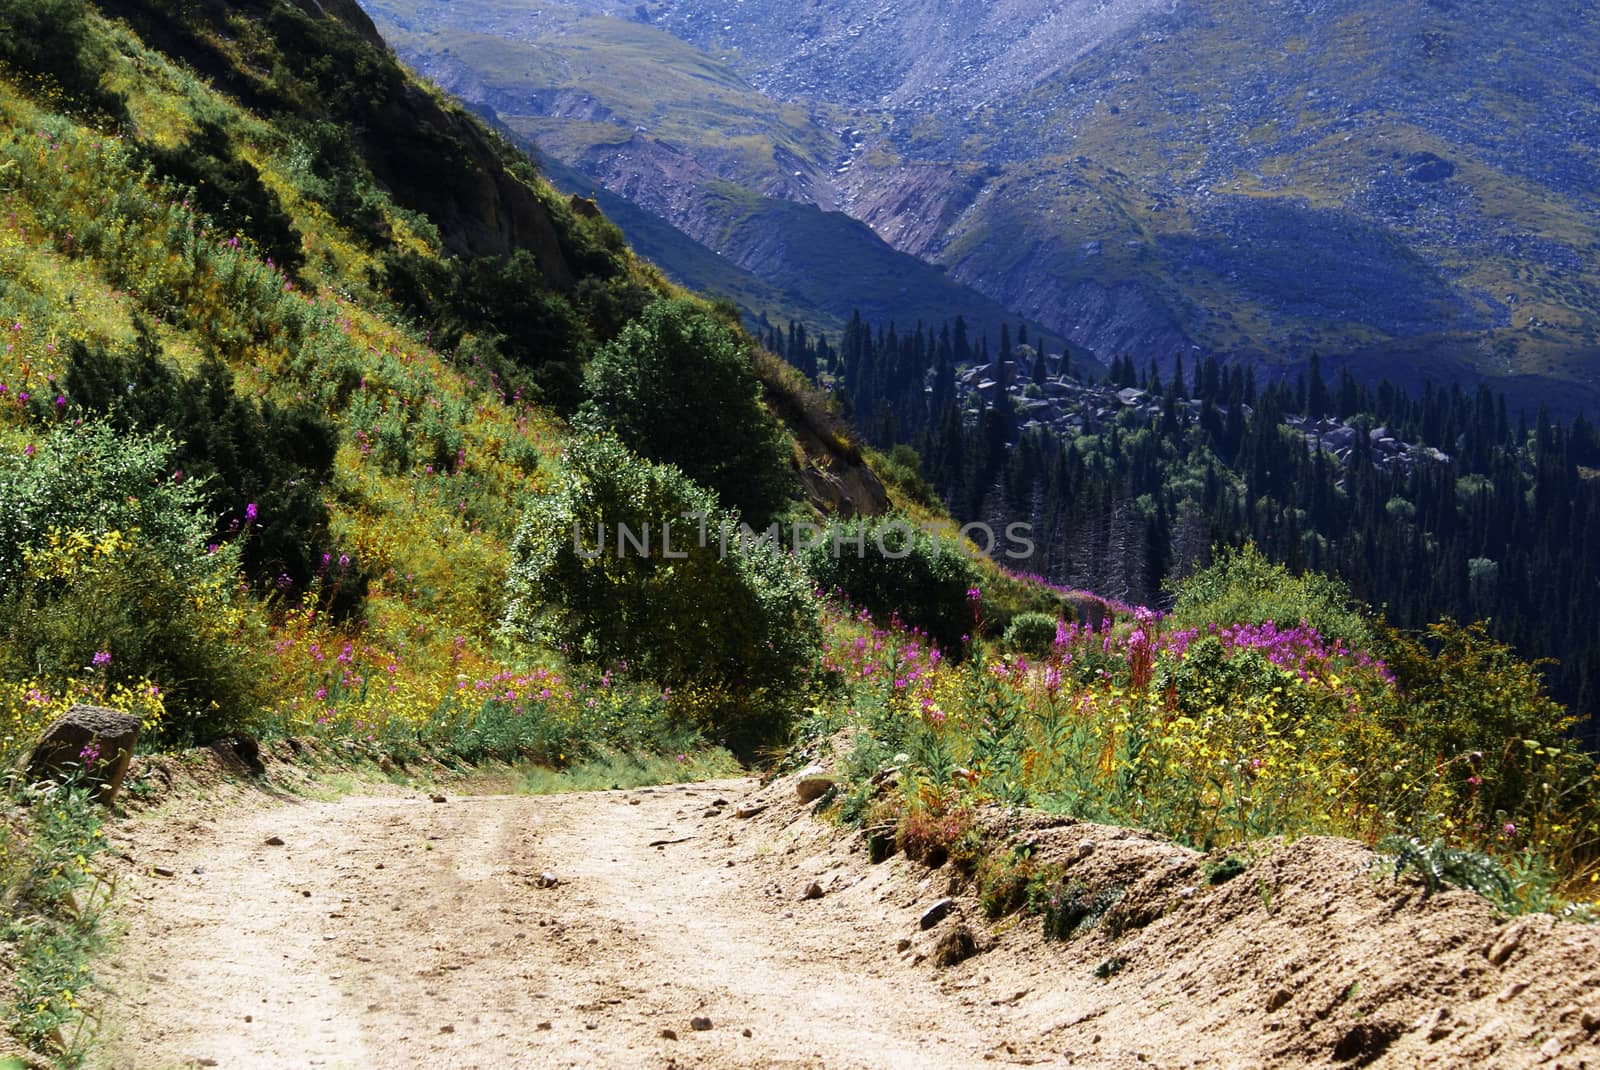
[97,780,1005,1069]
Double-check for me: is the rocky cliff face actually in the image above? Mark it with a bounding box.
[365,0,1600,411]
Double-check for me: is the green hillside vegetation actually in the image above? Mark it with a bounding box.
[0,0,807,764]
[0,0,1597,1062]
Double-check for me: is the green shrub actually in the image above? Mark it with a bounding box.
[802,515,978,651]
[1379,619,1597,872]
[0,0,125,120]
[1171,542,1372,650]
[0,422,268,743]
[60,331,357,611]
[1002,612,1059,657]
[866,444,936,506]
[580,298,794,526]
[503,434,820,751]
[0,421,211,587]
[976,847,1036,918]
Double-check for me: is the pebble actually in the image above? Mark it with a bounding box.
[690,1016,713,1031]
[264,836,286,846]
[801,881,824,901]
[660,1028,677,1040]
[796,775,837,803]
[932,924,976,967]
[430,794,447,803]
[1486,922,1527,966]
[920,898,956,930]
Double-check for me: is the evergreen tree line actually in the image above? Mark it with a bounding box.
[777,314,1600,734]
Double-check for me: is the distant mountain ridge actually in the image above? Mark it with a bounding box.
[374,0,1064,346]
[368,0,1600,413]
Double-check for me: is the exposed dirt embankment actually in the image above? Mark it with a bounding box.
[97,746,1600,1068]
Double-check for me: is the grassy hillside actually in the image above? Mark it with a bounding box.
[0,0,757,761]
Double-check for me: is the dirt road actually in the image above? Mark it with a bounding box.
[98,779,1011,1069]
[96,759,1600,1070]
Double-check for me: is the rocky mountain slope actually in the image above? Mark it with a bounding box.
[365,0,1600,415]
[371,0,1059,341]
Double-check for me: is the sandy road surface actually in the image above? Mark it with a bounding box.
[93,765,1600,1070]
[97,780,1011,1069]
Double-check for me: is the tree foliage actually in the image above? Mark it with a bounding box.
[801,515,978,652]
[580,298,794,527]
[503,434,819,750]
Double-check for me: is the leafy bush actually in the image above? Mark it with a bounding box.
[0,0,124,120]
[1379,618,1598,877]
[976,847,1037,918]
[60,331,356,609]
[1002,612,1059,657]
[503,434,820,751]
[0,422,267,744]
[580,298,794,526]
[0,421,212,588]
[1171,542,1373,651]
[866,444,935,506]
[802,515,978,651]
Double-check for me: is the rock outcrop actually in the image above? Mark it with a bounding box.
[26,705,141,806]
